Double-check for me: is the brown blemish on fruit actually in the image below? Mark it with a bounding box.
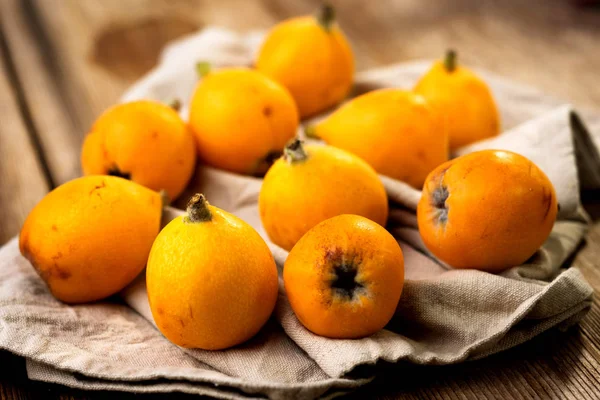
[416,150,426,161]
[156,307,165,316]
[51,225,58,232]
[151,131,159,139]
[54,266,72,280]
[89,180,106,196]
[188,305,194,319]
[177,317,185,328]
[262,106,273,117]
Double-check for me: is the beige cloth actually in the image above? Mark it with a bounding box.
[0,27,598,399]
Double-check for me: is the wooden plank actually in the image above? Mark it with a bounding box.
[10,0,600,188]
[331,0,600,108]
[0,0,84,185]
[0,27,50,244]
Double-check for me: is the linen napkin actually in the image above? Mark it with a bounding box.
[0,27,598,400]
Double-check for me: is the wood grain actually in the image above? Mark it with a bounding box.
[0,25,49,244]
[0,0,600,399]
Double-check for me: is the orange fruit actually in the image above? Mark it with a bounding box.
[418,150,558,272]
[284,214,405,338]
[309,89,448,188]
[259,139,388,251]
[414,50,500,151]
[19,176,162,303]
[188,66,298,176]
[256,5,354,118]
[147,194,279,350]
[81,100,197,201]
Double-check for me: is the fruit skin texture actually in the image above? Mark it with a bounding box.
[19,176,162,303]
[311,89,448,189]
[259,141,389,251]
[188,68,299,176]
[256,13,354,118]
[81,100,197,201]
[417,150,558,272]
[147,195,279,350]
[284,214,404,339]
[414,52,500,151]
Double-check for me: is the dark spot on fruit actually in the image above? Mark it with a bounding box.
[156,307,165,316]
[253,150,283,177]
[151,131,159,139]
[262,106,273,117]
[178,317,185,327]
[55,267,72,280]
[416,150,426,161]
[51,252,63,261]
[188,305,194,319]
[108,166,131,180]
[177,159,185,165]
[51,225,58,232]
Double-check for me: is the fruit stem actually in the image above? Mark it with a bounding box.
[317,3,335,32]
[196,62,211,78]
[444,49,457,72]
[168,98,181,112]
[186,193,212,222]
[304,125,319,139]
[284,138,308,163]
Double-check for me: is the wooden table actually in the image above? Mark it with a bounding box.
[1,0,600,398]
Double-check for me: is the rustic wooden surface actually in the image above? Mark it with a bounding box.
[1,0,599,398]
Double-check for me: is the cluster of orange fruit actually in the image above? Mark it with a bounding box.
[19,5,558,350]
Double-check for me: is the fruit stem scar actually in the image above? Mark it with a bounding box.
[444,49,457,72]
[186,193,212,222]
[284,138,308,163]
[331,263,364,300]
[317,3,335,32]
[432,185,449,225]
[195,61,211,78]
[107,165,131,180]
